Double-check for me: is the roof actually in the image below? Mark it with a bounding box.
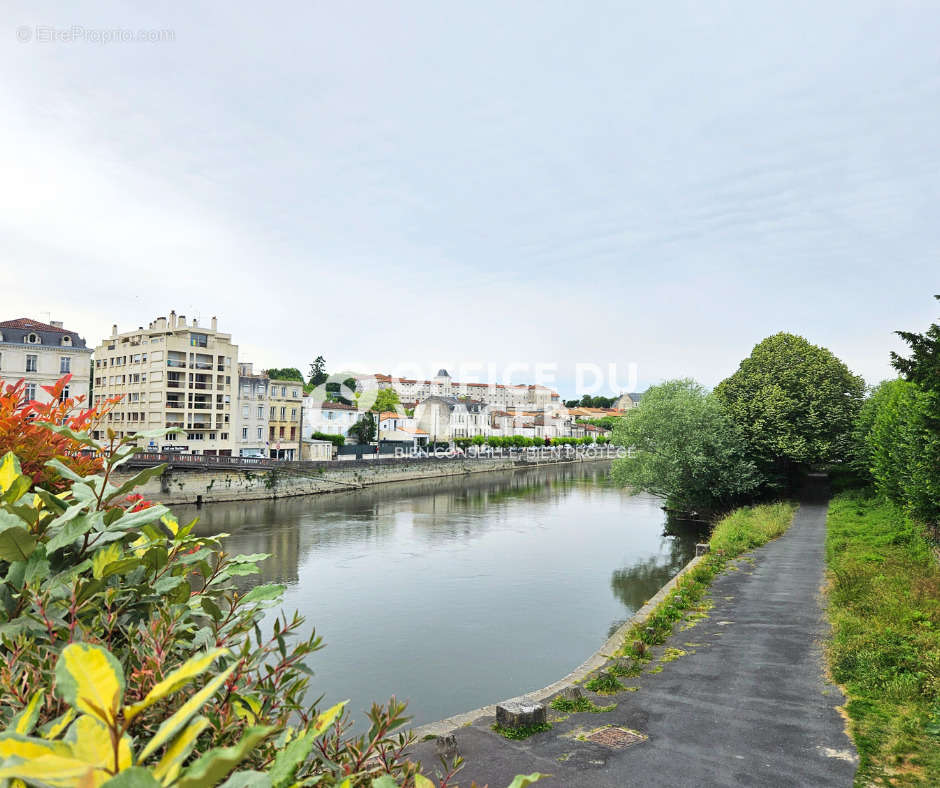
[378,411,402,420]
[0,318,89,349]
[309,401,358,411]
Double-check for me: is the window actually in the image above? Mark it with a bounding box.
[280,407,286,420]
[242,428,248,439]
[269,407,275,419]
[25,383,36,400]
[26,354,37,372]
[257,427,263,439]
[242,406,249,418]
[61,335,72,346]
[27,333,40,344]
[257,406,263,418]
[60,356,71,373]
[291,408,297,419]
[281,386,286,397]
[189,333,208,347]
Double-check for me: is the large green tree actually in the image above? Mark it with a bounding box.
[371,388,401,413]
[714,333,865,485]
[611,379,763,516]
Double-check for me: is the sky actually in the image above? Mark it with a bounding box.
[2,1,937,398]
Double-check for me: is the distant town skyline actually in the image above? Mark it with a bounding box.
[3,1,937,394]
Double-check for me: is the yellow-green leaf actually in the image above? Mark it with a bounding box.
[313,700,346,735]
[173,726,274,788]
[0,452,22,494]
[69,714,133,773]
[414,775,435,788]
[9,691,43,735]
[160,514,179,536]
[138,664,235,762]
[505,773,549,788]
[92,543,123,580]
[0,732,71,761]
[152,716,210,785]
[54,643,125,725]
[125,648,229,722]
[0,753,110,788]
[42,708,77,740]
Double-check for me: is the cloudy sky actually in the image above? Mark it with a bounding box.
[2,1,937,396]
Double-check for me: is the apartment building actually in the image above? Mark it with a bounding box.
[362,369,561,411]
[236,363,269,458]
[267,378,303,460]
[0,318,92,411]
[92,312,237,454]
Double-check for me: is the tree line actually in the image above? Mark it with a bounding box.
[612,297,939,524]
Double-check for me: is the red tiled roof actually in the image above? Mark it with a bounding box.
[0,317,69,333]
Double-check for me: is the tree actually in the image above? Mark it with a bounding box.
[714,333,865,486]
[348,411,376,444]
[265,367,304,383]
[891,295,940,391]
[611,379,763,516]
[308,355,328,387]
[371,388,401,413]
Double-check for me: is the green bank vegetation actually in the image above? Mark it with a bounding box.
[826,494,939,785]
[826,298,940,786]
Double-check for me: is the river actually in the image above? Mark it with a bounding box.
[180,461,703,727]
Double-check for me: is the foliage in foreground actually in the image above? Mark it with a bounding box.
[825,492,939,787]
[611,379,763,516]
[0,386,545,787]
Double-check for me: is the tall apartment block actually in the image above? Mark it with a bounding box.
[92,312,238,454]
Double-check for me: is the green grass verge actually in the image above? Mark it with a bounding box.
[584,673,625,694]
[616,502,797,658]
[825,491,940,786]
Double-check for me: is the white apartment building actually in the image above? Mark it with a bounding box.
[92,312,237,454]
[364,369,560,411]
[236,363,269,458]
[413,396,490,442]
[0,318,92,410]
[302,399,360,440]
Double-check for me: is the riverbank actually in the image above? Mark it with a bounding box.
[407,499,858,787]
[115,451,616,505]
[825,491,940,786]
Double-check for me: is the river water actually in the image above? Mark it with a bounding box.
[181,462,703,727]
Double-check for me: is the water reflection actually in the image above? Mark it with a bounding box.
[176,462,701,726]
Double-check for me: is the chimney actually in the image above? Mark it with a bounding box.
[169,310,176,329]
[178,315,185,329]
[192,318,198,328]
[50,320,63,329]
[211,316,217,331]
[111,324,118,337]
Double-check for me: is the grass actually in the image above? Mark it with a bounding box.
[584,673,625,694]
[491,722,552,740]
[617,502,798,655]
[825,491,940,786]
[550,695,616,714]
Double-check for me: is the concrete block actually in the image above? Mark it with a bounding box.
[695,542,710,556]
[562,686,583,701]
[495,700,546,729]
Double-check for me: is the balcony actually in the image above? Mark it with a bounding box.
[166,401,185,410]
[192,362,213,371]
[167,360,186,369]
[190,403,211,410]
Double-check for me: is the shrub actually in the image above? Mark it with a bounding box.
[310,431,345,447]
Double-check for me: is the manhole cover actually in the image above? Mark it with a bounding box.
[584,727,647,749]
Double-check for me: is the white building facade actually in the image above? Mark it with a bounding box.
[0,318,92,411]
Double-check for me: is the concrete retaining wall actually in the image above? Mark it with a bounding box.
[114,456,605,505]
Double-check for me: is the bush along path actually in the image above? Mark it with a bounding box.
[408,498,859,787]
[825,492,940,786]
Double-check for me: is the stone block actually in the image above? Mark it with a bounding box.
[695,542,710,557]
[435,734,459,759]
[561,686,583,701]
[495,700,546,729]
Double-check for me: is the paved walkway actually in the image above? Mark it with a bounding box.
[408,500,858,787]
